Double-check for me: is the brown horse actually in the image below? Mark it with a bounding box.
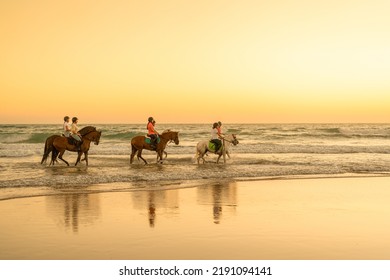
[52,129,102,166]
[130,130,179,164]
[41,126,97,165]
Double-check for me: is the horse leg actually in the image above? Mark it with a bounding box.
[197,153,203,164]
[84,151,89,166]
[157,151,167,162]
[137,150,148,164]
[196,149,207,164]
[75,151,83,166]
[196,144,207,164]
[216,153,222,164]
[58,150,69,166]
[197,147,208,164]
[49,147,59,166]
[157,150,164,164]
[196,150,202,164]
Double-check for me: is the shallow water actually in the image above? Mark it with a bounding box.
[1,123,390,199]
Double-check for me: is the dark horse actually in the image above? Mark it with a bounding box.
[41,126,101,166]
[52,129,101,166]
[130,130,179,164]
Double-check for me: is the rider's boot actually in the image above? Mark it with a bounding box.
[148,138,154,149]
[77,141,82,151]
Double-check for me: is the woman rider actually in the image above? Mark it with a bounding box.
[63,116,71,137]
[147,117,159,149]
[71,117,83,151]
[217,121,224,137]
[210,122,222,153]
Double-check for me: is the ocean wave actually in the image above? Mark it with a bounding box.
[2,124,390,145]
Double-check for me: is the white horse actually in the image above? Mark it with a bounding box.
[195,134,239,164]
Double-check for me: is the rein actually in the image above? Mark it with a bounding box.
[160,131,176,141]
[82,130,100,143]
[82,130,94,139]
[222,135,235,144]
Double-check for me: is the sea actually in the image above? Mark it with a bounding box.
[1,123,390,200]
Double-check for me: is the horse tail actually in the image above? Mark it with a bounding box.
[41,138,50,164]
[131,143,138,156]
[195,142,206,159]
[194,146,200,159]
[50,146,59,165]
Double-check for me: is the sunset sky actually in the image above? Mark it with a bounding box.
[1,0,389,124]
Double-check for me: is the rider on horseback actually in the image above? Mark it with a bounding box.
[71,117,83,151]
[210,122,222,153]
[63,116,71,137]
[147,117,159,149]
[217,121,225,138]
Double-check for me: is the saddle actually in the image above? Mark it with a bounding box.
[64,136,79,146]
[62,135,77,146]
[208,141,222,153]
[145,135,160,145]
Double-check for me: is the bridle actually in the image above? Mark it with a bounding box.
[161,131,179,145]
[222,134,238,145]
[82,130,101,145]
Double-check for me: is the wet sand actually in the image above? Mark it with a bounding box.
[1,176,390,260]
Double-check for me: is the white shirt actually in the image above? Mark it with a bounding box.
[211,128,219,140]
[63,122,71,137]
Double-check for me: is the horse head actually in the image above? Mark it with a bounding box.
[79,126,97,136]
[83,130,102,145]
[161,130,179,145]
[172,131,179,145]
[93,130,102,145]
[231,134,239,145]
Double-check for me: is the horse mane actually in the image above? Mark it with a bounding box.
[161,129,179,136]
[79,126,96,136]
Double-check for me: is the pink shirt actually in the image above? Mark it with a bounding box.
[147,122,156,135]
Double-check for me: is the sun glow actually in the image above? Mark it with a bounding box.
[1,0,389,124]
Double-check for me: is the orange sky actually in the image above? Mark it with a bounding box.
[1,0,389,124]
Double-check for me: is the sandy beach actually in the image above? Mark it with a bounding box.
[1,176,390,260]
